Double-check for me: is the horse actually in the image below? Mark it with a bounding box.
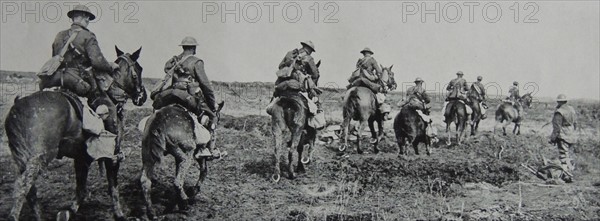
[340,65,397,154]
[139,101,224,219]
[444,99,469,145]
[521,92,533,108]
[4,46,147,221]
[468,98,485,136]
[495,93,532,136]
[394,105,434,156]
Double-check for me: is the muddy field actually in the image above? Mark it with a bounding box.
[1,80,599,220]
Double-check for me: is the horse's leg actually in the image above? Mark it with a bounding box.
[287,126,303,179]
[193,158,208,196]
[104,159,126,221]
[340,117,351,152]
[296,143,306,174]
[9,156,42,221]
[445,123,452,146]
[58,157,92,220]
[26,184,42,221]
[301,127,316,164]
[271,121,283,182]
[412,138,420,155]
[374,118,384,154]
[368,117,377,142]
[356,121,366,154]
[140,156,158,219]
[172,148,194,211]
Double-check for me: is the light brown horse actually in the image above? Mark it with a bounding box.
[340,65,397,154]
[139,102,224,219]
[5,47,147,221]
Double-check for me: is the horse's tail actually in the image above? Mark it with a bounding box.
[343,88,360,119]
[141,113,166,164]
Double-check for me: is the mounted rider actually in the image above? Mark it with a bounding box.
[400,77,432,121]
[442,71,472,122]
[347,47,392,119]
[549,94,578,183]
[267,40,325,129]
[150,36,221,159]
[504,81,523,114]
[468,75,488,119]
[38,5,120,160]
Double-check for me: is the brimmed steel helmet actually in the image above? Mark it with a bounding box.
[67,5,96,20]
[414,77,424,83]
[556,94,567,102]
[300,41,315,52]
[360,47,374,55]
[179,37,199,46]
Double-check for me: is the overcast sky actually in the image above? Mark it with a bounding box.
[1,1,598,100]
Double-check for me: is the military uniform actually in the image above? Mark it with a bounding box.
[405,84,430,110]
[469,78,487,119]
[550,94,577,182]
[508,85,520,101]
[40,22,114,96]
[442,72,471,122]
[278,48,320,86]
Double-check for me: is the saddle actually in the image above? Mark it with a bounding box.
[60,90,85,120]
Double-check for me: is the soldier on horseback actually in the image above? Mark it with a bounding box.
[150,36,221,159]
[399,78,431,120]
[468,76,487,119]
[38,5,121,159]
[346,47,392,119]
[503,81,523,114]
[442,71,472,123]
[267,40,325,129]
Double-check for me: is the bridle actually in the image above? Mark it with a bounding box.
[108,54,144,104]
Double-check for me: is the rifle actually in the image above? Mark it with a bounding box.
[150,55,193,97]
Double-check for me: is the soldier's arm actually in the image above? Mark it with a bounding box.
[550,112,563,142]
[480,84,486,97]
[194,60,217,111]
[278,49,297,69]
[303,56,320,85]
[164,56,176,73]
[422,90,431,104]
[462,80,469,91]
[446,80,453,91]
[84,35,114,72]
[372,59,382,76]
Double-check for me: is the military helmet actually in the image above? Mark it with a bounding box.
[300,41,315,52]
[179,36,199,46]
[477,76,483,81]
[414,77,424,83]
[95,105,109,115]
[456,71,464,76]
[556,94,567,102]
[360,47,374,55]
[513,81,519,86]
[67,5,96,20]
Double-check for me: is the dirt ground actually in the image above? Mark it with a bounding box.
[1,81,599,220]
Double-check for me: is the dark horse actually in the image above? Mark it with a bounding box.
[495,93,533,136]
[444,99,469,145]
[394,106,435,156]
[469,98,485,136]
[139,101,224,219]
[340,65,397,154]
[270,92,317,182]
[5,47,147,221]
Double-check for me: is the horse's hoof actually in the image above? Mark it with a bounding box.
[271,174,280,183]
[338,144,347,152]
[357,149,364,154]
[56,210,72,221]
[373,148,379,154]
[301,156,310,164]
[178,199,189,211]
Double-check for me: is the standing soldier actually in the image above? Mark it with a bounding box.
[469,76,487,119]
[549,94,577,183]
[151,36,220,159]
[442,71,471,122]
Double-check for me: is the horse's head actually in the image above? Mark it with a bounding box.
[380,64,397,91]
[113,46,147,106]
[519,92,533,108]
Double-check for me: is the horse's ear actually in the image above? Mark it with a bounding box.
[316,60,321,68]
[131,47,142,61]
[389,64,393,71]
[380,64,384,70]
[115,46,124,57]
